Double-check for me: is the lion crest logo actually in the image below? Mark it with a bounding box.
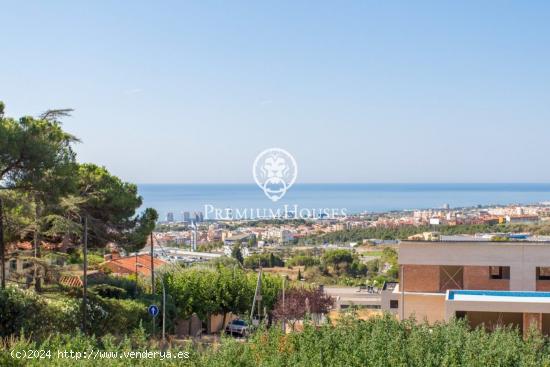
[253,148,298,202]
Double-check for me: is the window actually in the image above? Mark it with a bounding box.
[537,267,550,280]
[455,311,466,319]
[390,300,399,309]
[489,266,510,279]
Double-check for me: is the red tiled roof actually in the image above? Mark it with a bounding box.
[103,254,166,276]
[8,241,66,252]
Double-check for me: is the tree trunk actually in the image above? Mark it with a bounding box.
[222,310,228,332]
[82,216,88,333]
[33,196,42,292]
[0,197,5,289]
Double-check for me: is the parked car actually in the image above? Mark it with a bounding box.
[225,319,249,337]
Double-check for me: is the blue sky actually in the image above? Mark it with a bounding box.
[2,1,550,184]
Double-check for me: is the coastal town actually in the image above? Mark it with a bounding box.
[153,202,550,253]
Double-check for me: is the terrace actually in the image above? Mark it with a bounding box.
[445,290,550,336]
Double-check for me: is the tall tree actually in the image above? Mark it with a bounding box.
[231,244,244,265]
[73,163,157,250]
[0,102,78,288]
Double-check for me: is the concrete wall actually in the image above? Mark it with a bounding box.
[208,313,237,334]
[175,314,203,338]
[381,289,400,316]
[399,241,550,291]
[401,293,446,324]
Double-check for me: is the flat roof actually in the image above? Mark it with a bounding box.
[401,240,550,245]
[448,290,550,303]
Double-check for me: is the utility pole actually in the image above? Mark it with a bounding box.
[82,216,88,333]
[150,231,156,338]
[400,264,405,321]
[0,197,5,289]
[150,232,155,294]
[250,268,262,322]
[257,268,262,321]
[162,277,166,344]
[135,252,138,297]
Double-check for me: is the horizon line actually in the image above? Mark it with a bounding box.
[136,182,550,185]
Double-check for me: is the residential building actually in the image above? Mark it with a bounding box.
[193,211,204,222]
[223,232,255,246]
[506,215,539,224]
[264,228,294,243]
[324,287,381,310]
[183,211,191,222]
[384,240,550,336]
[166,212,174,222]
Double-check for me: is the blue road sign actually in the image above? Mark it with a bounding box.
[148,305,159,317]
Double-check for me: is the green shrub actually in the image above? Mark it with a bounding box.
[90,284,128,299]
[0,287,80,338]
[87,254,105,267]
[2,312,550,366]
[201,315,550,367]
[88,274,145,296]
[286,255,320,267]
[243,253,284,269]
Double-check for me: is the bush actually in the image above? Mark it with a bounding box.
[90,284,128,299]
[2,309,550,366]
[165,265,281,321]
[87,254,105,267]
[286,255,320,267]
[88,274,145,297]
[201,315,550,366]
[0,287,79,338]
[86,296,149,335]
[0,329,197,366]
[243,253,284,269]
[0,287,48,337]
[321,249,354,266]
[0,285,154,339]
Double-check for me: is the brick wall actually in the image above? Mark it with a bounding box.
[536,280,550,291]
[402,265,440,292]
[463,266,509,290]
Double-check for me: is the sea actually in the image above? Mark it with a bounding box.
[138,183,550,219]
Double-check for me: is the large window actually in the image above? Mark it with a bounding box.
[537,267,550,280]
[489,266,510,280]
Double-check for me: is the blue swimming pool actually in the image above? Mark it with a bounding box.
[448,290,550,300]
